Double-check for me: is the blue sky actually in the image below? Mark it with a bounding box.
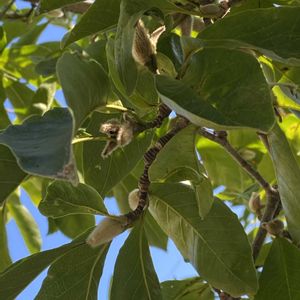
[5,2,198,299]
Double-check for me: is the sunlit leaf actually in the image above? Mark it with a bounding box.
[149,183,258,297]
[39,181,107,218]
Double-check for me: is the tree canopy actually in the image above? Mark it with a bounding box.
[1,0,300,299]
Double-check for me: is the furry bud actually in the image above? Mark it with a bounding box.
[86,217,126,247]
[100,118,134,158]
[262,219,284,236]
[199,4,227,18]
[128,189,140,210]
[132,20,165,73]
[249,192,264,213]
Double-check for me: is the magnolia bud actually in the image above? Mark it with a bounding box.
[262,219,284,236]
[117,122,134,147]
[128,189,140,210]
[249,192,263,213]
[86,217,126,247]
[199,4,226,18]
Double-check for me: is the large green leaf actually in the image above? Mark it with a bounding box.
[40,0,84,12]
[0,238,86,300]
[149,183,258,297]
[268,123,300,243]
[83,112,153,196]
[0,108,78,184]
[0,26,6,52]
[115,0,187,94]
[111,221,162,300]
[7,192,41,254]
[149,125,213,218]
[39,181,108,218]
[201,7,300,64]
[0,206,11,272]
[57,52,110,130]
[54,214,95,239]
[156,48,274,131]
[161,277,214,300]
[0,145,27,206]
[255,238,300,300]
[65,0,120,46]
[0,76,10,130]
[35,242,109,299]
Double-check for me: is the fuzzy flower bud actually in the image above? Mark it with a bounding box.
[86,216,126,247]
[128,189,140,210]
[262,219,284,236]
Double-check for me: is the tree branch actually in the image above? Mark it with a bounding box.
[198,129,271,192]
[125,117,189,223]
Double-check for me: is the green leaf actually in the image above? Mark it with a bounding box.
[0,145,27,206]
[0,237,86,300]
[149,183,258,297]
[54,214,95,239]
[201,7,300,64]
[0,26,6,52]
[39,181,107,218]
[40,0,83,12]
[255,238,300,300]
[156,48,274,131]
[6,192,41,254]
[0,206,11,272]
[15,22,48,46]
[83,112,153,196]
[57,52,110,130]
[161,277,214,300]
[113,173,168,250]
[0,108,78,184]
[35,242,109,300]
[149,125,213,218]
[111,221,162,300]
[268,123,300,243]
[64,0,120,46]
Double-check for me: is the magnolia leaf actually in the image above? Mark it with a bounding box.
[156,48,274,132]
[268,123,300,243]
[0,108,78,184]
[201,7,300,64]
[64,0,120,46]
[255,238,300,300]
[161,277,214,300]
[7,192,41,254]
[35,242,109,299]
[0,238,86,300]
[0,145,27,205]
[57,52,110,130]
[0,206,11,272]
[39,181,108,218]
[149,183,258,297]
[150,125,213,218]
[111,221,162,300]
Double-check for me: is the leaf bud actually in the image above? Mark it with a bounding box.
[128,189,140,210]
[86,216,126,247]
[199,4,226,18]
[249,192,263,213]
[262,219,284,236]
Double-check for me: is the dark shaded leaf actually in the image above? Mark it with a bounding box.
[0,206,11,272]
[35,242,109,300]
[111,221,162,300]
[0,108,78,184]
[255,238,300,300]
[268,123,300,242]
[57,52,110,130]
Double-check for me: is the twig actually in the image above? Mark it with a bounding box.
[198,129,271,192]
[125,117,189,223]
[252,187,281,260]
